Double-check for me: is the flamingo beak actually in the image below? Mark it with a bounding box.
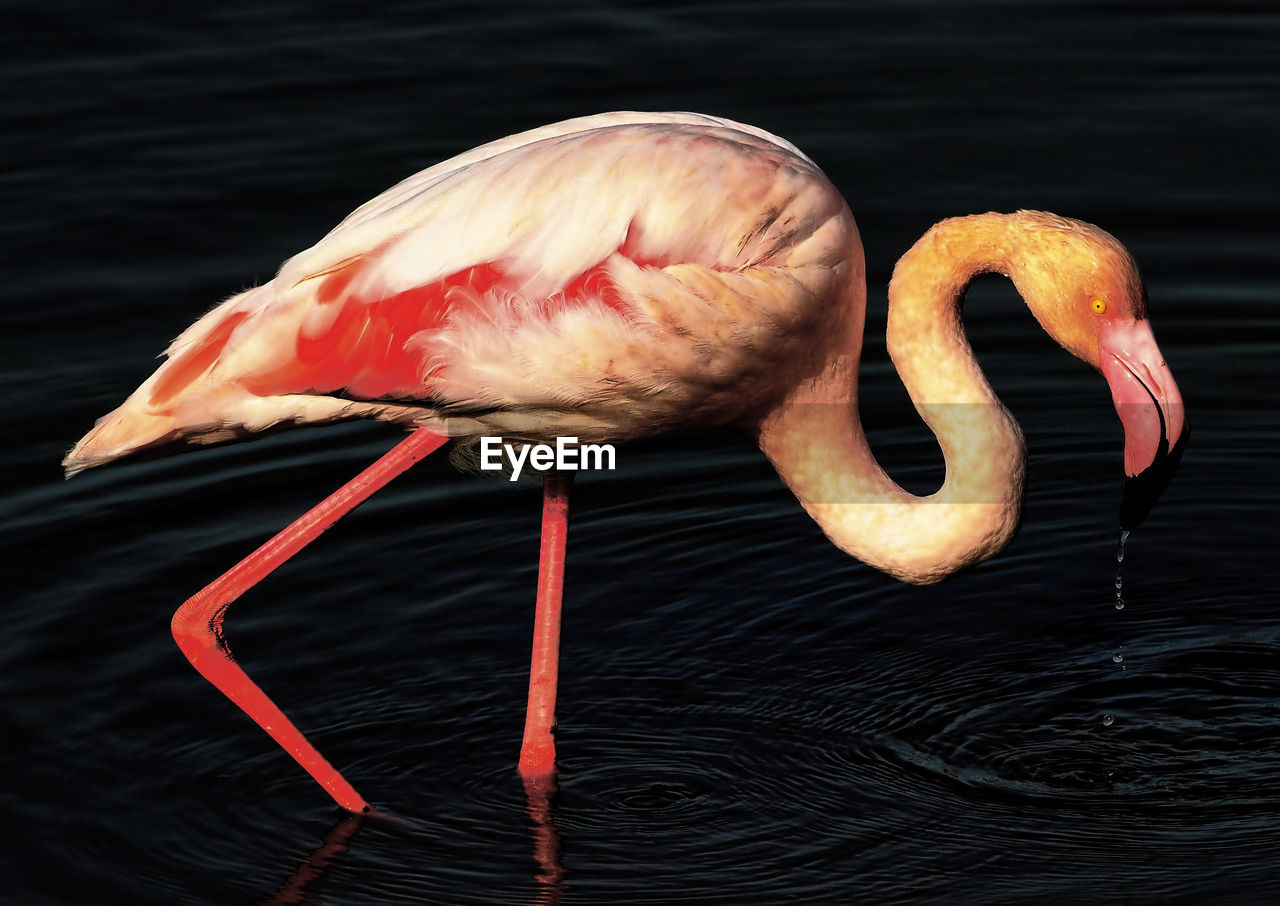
[1098,318,1188,529]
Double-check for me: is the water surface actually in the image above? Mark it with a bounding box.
[4,2,1279,903]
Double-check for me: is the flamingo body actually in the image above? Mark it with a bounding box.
[68,113,856,473]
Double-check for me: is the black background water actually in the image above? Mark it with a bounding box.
[4,2,1278,903]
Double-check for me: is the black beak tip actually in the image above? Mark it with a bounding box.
[1119,426,1189,531]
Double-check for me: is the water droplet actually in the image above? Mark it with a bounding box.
[1112,529,1129,611]
[1112,653,1124,663]
[1102,714,1115,727]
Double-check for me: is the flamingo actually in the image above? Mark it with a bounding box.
[64,111,1186,812]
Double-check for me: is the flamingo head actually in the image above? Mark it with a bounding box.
[1009,211,1188,529]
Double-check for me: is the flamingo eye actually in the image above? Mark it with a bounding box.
[1090,298,1107,316]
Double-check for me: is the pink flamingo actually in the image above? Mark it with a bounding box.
[65,112,1186,812]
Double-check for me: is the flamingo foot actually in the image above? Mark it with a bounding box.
[518,473,572,778]
[170,429,448,811]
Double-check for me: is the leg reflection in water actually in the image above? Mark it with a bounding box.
[258,811,365,906]
[524,772,568,903]
[254,779,567,905]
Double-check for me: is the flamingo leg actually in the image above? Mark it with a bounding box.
[170,428,448,812]
[518,473,573,777]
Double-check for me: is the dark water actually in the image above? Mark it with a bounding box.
[4,2,1279,903]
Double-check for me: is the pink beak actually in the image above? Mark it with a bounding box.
[1099,318,1188,528]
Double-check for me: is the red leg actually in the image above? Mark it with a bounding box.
[171,429,447,811]
[518,473,573,777]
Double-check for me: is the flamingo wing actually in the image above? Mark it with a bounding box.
[66,113,855,474]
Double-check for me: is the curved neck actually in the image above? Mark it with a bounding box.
[751,213,1026,584]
